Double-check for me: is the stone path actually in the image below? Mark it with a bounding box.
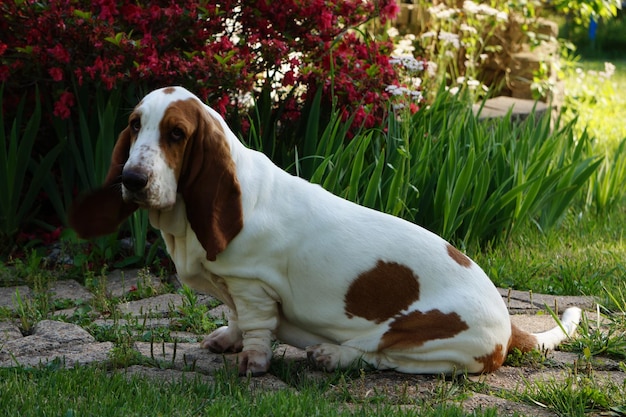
[473,96,550,122]
[0,269,621,416]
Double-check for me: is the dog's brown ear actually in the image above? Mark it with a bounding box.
[179,104,243,261]
[68,127,139,238]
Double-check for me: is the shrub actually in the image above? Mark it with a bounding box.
[0,0,400,129]
[0,0,406,255]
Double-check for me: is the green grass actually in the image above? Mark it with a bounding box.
[520,371,626,417]
[0,365,499,417]
[471,206,626,300]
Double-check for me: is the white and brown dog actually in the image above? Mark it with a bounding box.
[70,86,581,376]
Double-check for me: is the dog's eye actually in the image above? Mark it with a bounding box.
[130,119,141,133]
[170,127,185,142]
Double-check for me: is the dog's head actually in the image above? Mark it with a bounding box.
[69,86,243,260]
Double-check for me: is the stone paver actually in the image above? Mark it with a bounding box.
[473,96,550,122]
[0,285,32,311]
[0,269,623,416]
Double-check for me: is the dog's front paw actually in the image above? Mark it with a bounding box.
[236,349,272,376]
[200,326,243,353]
[306,343,343,371]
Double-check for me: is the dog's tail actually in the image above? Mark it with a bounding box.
[509,307,582,353]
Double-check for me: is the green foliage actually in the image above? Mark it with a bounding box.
[287,90,601,249]
[0,86,62,252]
[587,138,626,213]
[561,13,626,59]
[553,0,622,27]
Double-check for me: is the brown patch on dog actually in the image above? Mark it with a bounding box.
[157,99,200,177]
[162,86,177,94]
[508,323,538,353]
[447,244,472,268]
[475,343,506,373]
[344,261,420,324]
[378,309,469,350]
[171,98,243,262]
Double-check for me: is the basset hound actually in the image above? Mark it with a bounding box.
[70,86,581,376]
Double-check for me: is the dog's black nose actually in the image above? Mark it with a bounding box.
[122,169,148,192]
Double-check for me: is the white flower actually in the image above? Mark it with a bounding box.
[463,0,479,14]
[439,31,460,49]
[599,62,616,79]
[427,61,438,77]
[463,0,507,21]
[390,56,425,72]
[387,27,400,38]
[460,23,477,34]
[428,4,458,20]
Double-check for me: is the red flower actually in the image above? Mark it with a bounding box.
[215,94,230,117]
[53,91,75,119]
[0,65,9,82]
[283,70,296,86]
[49,67,64,82]
[47,44,71,64]
[42,227,62,245]
[319,9,333,31]
[379,1,400,23]
[120,4,143,25]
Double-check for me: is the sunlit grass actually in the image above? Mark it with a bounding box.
[562,60,626,153]
[471,205,626,299]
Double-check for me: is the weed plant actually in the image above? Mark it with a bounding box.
[520,371,625,417]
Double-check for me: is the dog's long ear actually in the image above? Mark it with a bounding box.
[69,127,139,238]
[179,104,243,261]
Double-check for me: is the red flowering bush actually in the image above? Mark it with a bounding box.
[1,0,400,129]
